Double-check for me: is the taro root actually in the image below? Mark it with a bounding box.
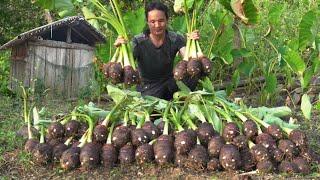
[156,120,172,134]
[200,57,212,75]
[77,123,88,139]
[173,60,188,80]
[207,158,221,171]
[103,62,113,79]
[232,135,248,150]
[240,149,256,171]
[174,153,188,167]
[135,143,154,164]
[101,144,118,169]
[266,124,283,140]
[131,128,149,147]
[255,133,277,150]
[33,143,53,165]
[250,144,270,162]
[278,139,299,159]
[174,130,196,155]
[112,125,131,148]
[196,122,216,146]
[64,120,80,137]
[187,144,209,170]
[257,160,274,174]
[123,66,136,85]
[208,135,225,158]
[300,148,320,163]
[292,157,310,175]
[271,148,284,163]
[187,58,202,77]
[93,125,108,143]
[222,122,240,142]
[142,121,160,140]
[48,122,65,139]
[24,139,39,153]
[288,129,308,148]
[79,142,101,169]
[219,144,241,171]
[119,143,135,165]
[243,120,258,139]
[109,62,123,84]
[279,161,298,174]
[47,138,63,147]
[154,135,174,165]
[53,143,68,161]
[60,147,81,170]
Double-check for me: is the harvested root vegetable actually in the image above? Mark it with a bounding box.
[47,122,65,139]
[53,143,68,162]
[187,144,209,170]
[240,148,256,171]
[266,124,283,140]
[232,135,248,150]
[174,153,188,167]
[207,158,221,171]
[279,161,298,173]
[288,129,308,148]
[270,148,284,163]
[222,122,240,142]
[101,144,117,169]
[112,125,131,148]
[174,130,196,155]
[219,144,241,171]
[25,139,39,153]
[173,60,188,80]
[208,135,225,158]
[200,57,212,75]
[60,147,81,170]
[278,139,299,159]
[109,62,123,84]
[243,120,258,140]
[250,144,270,162]
[33,143,53,165]
[64,120,80,137]
[142,121,160,140]
[119,143,135,165]
[257,160,274,174]
[131,128,149,147]
[255,133,277,150]
[135,143,154,164]
[292,157,310,175]
[80,142,101,169]
[196,122,216,146]
[187,59,202,77]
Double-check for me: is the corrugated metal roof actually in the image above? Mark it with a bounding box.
[0,16,106,50]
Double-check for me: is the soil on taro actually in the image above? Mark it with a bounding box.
[0,85,320,179]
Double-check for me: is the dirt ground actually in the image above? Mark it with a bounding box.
[0,86,319,179]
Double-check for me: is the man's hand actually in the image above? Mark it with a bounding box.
[114,36,127,47]
[187,30,200,40]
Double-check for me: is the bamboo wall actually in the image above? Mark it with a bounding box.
[10,40,95,98]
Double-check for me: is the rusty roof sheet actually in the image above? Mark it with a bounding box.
[0,16,106,50]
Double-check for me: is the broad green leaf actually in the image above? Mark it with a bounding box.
[264,114,299,130]
[170,16,187,34]
[106,85,140,104]
[283,49,306,76]
[265,74,277,94]
[176,81,191,93]
[299,10,317,49]
[268,4,284,26]
[123,7,145,36]
[82,6,100,31]
[218,0,232,12]
[238,59,255,77]
[231,48,252,58]
[243,0,258,24]
[199,77,214,93]
[188,104,206,123]
[34,0,54,9]
[55,0,74,10]
[302,68,314,89]
[301,93,312,120]
[173,0,195,13]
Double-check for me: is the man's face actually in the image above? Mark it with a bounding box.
[147,10,167,36]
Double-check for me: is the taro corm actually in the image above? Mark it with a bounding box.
[131,115,149,147]
[154,103,174,165]
[207,158,221,171]
[101,122,118,169]
[173,60,188,80]
[187,140,209,171]
[64,120,80,137]
[33,126,53,165]
[208,135,225,158]
[279,160,299,174]
[222,122,240,142]
[278,139,299,159]
[112,110,131,148]
[52,137,73,162]
[256,160,274,174]
[219,144,241,171]
[243,120,258,140]
[135,141,155,164]
[142,109,160,140]
[196,122,216,147]
[119,143,135,165]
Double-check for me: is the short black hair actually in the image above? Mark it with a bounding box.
[145,1,169,20]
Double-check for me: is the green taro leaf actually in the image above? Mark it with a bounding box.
[301,93,312,120]
[123,7,145,36]
[170,16,187,34]
[299,10,317,49]
[238,59,255,77]
[243,0,259,24]
[302,68,314,89]
[82,6,100,31]
[231,48,252,58]
[176,81,191,93]
[265,74,277,94]
[199,77,214,93]
[218,0,232,12]
[283,48,306,76]
[268,4,284,26]
[264,114,299,130]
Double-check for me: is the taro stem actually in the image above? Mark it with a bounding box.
[163,102,172,135]
[102,96,127,127]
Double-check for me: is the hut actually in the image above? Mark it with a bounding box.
[0,16,105,98]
